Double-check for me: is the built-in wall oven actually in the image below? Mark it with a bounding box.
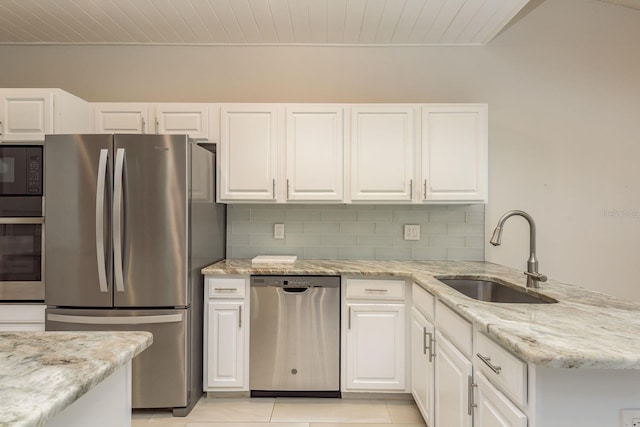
[0,145,44,301]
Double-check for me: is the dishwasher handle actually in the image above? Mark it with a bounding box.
[280,287,311,294]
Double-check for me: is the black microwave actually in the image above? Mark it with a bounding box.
[0,145,43,217]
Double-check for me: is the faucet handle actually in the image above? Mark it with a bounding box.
[524,271,547,282]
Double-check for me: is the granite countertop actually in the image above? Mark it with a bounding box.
[0,331,152,427]
[203,259,640,370]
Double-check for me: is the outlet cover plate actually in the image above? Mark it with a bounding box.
[404,224,420,241]
[274,223,285,239]
[621,409,640,427]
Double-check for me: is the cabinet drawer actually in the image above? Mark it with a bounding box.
[435,300,472,357]
[346,279,405,300]
[206,277,246,299]
[474,331,527,406]
[412,283,434,321]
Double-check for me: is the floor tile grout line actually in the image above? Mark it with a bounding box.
[269,397,276,422]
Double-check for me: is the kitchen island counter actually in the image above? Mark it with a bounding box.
[203,259,640,370]
[0,331,152,427]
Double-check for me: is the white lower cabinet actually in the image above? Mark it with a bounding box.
[0,304,45,331]
[410,290,530,427]
[206,301,245,388]
[411,307,435,426]
[343,277,407,392]
[474,373,527,427]
[345,303,406,390]
[435,331,473,427]
[203,276,249,392]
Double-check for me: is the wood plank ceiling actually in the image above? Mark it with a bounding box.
[0,0,531,46]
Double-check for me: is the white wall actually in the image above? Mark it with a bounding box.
[2,0,639,300]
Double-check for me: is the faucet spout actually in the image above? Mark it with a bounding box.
[490,210,547,288]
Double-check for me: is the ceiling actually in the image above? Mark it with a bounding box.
[0,0,533,46]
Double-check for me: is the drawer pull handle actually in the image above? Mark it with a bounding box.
[477,353,502,374]
[214,288,238,292]
[239,306,242,328]
[365,288,388,293]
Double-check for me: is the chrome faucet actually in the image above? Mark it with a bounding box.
[490,210,547,288]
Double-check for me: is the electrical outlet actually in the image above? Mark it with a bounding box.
[621,409,640,427]
[404,224,420,241]
[274,223,285,239]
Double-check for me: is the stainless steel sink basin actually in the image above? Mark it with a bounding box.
[436,277,557,304]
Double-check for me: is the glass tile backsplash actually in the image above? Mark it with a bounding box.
[226,204,484,261]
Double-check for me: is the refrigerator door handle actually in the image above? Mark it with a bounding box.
[114,148,126,293]
[47,313,184,325]
[95,149,109,293]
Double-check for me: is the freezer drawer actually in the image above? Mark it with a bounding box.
[46,308,188,409]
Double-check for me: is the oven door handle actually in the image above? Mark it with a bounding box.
[0,217,44,224]
[95,149,109,293]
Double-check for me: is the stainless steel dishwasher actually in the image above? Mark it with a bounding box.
[250,275,340,397]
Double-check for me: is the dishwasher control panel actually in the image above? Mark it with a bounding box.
[250,275,340,288]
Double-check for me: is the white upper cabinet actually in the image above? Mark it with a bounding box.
[350,106,415,202]
[218,104,278,202]
[154,104,209,140]
[421,104,488,202]
[0,91,52,142]
[94,103,151,134]
[0,89,91,142]
[285,106,344,201]
[94,103,210,140]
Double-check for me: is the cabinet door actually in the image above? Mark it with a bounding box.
[286,106,344,201]
[219,105,278,201]
[350,107,414,202]
[94,103,151,134]
[421,104,487,202]
[0,304,45,331]
[0,91,53,142]
[345,303,405,390]
[475,373,527,427]
[411,308,435,426]
[435,331,473,427]
[206,301,245,388]
[155,104,209,140]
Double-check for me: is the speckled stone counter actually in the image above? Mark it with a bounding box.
[203,259,640,370]
[0,331,152,427]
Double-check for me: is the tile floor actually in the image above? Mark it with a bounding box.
[132,397,427,427]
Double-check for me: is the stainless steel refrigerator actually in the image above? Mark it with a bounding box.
[43,134,225,416]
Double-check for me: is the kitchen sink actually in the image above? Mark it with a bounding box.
[435,277,557,304]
